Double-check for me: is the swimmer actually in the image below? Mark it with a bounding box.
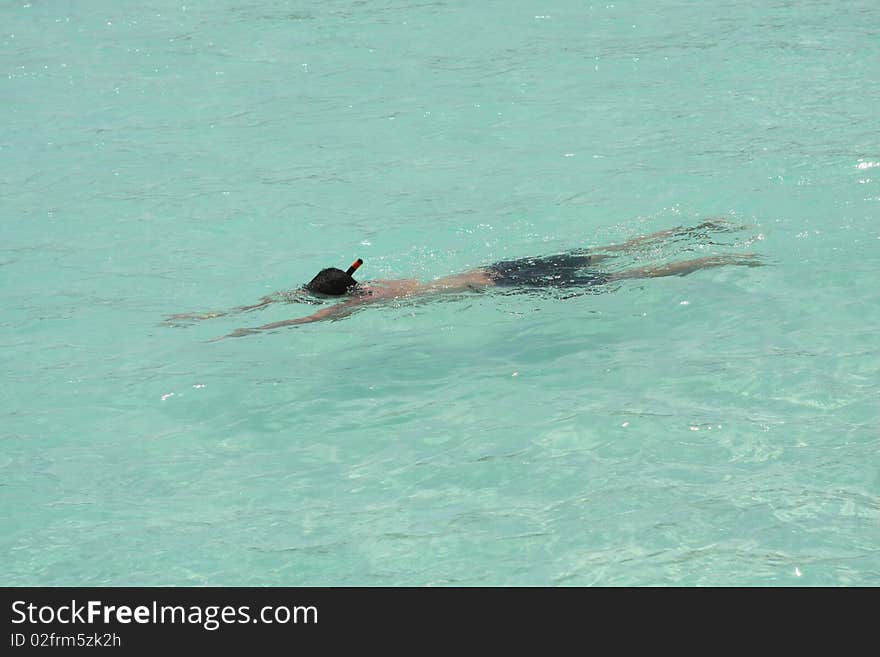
[165,219,763,339]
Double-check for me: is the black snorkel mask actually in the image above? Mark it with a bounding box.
[302,258,365,299]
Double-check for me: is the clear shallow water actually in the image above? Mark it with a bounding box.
[2,0,879,585]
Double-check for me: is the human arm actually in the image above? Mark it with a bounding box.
[164,295,277,323]
[215,297,366,339]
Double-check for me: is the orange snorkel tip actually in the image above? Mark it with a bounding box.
[345,258,363,276]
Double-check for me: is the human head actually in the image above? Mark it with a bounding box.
[304,258,363,296]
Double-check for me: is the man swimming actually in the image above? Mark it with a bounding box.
[165,219,763,339]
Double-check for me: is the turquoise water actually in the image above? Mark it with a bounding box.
[3,0,879,586]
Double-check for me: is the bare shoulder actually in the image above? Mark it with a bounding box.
[420,269,495,293]
[357,270,493,300]
[357,278,421,299]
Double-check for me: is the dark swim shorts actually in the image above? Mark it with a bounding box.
[488,252,612,289]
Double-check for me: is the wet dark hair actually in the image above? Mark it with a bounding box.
[305,268,358,296]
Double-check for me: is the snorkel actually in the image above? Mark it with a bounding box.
[303,258,365,297]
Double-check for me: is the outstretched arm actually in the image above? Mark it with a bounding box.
[215,297,367,339]
[164,296,276,323]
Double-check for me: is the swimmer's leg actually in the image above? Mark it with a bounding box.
[586,218,751,255]
[609,253,764,281]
